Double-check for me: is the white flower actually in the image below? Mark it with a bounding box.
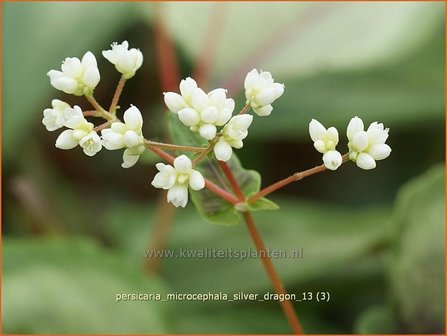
[151,155,205,208]
[323,151,342,171]
[309,119,342,170]
[102,41,143,79]
[47,52,100,96]
[347,116,391,170]
[214,114,253,162]
[42,99,71,131]
[244,69,284,116]
[164,78,235,140]
[55,105,102,156]
[101,105,145,168]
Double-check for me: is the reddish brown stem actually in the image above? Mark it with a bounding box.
[205,179,239,205]
[218,161,245,201]
[238,104,251,115]
[243,212,303,334]
[94,120,114,132]
[248,154,349,204]
[217,160,303,334]
[109,76,126,113]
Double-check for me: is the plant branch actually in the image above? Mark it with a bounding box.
[218,161,245,200]
[248,154,350,203]
[109,76,126,114]
[193,143,214,165]
[217,159,303,334]
[239,103,251,115]
[243,212,303,334]
[85,95,113,120]
[94,120,114,132]
[145,140,205,153]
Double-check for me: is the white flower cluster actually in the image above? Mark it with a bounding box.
[43,41,145,167]
[309,117,391,171]
[43,40,391,209]
[151,155,205,208]
[164,69,283,162]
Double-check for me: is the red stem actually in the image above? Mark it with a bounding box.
[243,212,303,334]
[218,161,245,201]
[217,161,303,334]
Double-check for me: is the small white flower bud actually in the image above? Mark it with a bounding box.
[323,150,342,171]
[102,41,143,79]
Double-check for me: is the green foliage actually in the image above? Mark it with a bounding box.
[2,238,171,334]
[389,164,445,333]
[354,305,398,334]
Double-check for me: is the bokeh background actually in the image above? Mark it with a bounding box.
[2,2,445,334]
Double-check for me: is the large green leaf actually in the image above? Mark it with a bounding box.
[388,164,445,333]
[3,2,141,164]
[158,3,442,81]
[2,238,171,334]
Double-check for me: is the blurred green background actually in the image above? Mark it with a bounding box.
[2,2,445,334]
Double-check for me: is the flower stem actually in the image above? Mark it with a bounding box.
[145,140,205,153]
[109,76,127,114]
[204,179,239,204]
[193,143,214,166]
[83,110,101,117]
[86,95,113,120]
[239,103,251,115]
[218,161,245,200]
[218,161,303,334]
[248,153,350,203]
[243,212,303,334]
[94,120,114,132]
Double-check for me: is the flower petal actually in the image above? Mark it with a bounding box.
[123,106,143,130]
[164,92,186,113]
[347,116,364,140]
[55,130,78,150]
[368,144,391,161]
[189,170,205,190]
[167,186,188,208]
[121,148,140,168]
[214,139,233,162]
[309,119,326,142]
[356,153,376,170]
[173,155,192,173]
[322,150,342,171]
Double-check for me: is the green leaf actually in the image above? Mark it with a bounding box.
[236,197,279,212]
[159,3,442,80]
[354,305,398,334]
[3,238,171,334]
[388,164,445,333]
[167,112,262,225]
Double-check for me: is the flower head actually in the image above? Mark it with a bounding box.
[101,106,145,168]
[47,52,100,96]
[42,99,71,131]
[164,78,235,140]
[102,41,143,79]
[347,116,391,170]
[151,155,205,208]
[244,69,284,116]
[214,114,253,162]
[55,105,102,157]
[309,119,342,170]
